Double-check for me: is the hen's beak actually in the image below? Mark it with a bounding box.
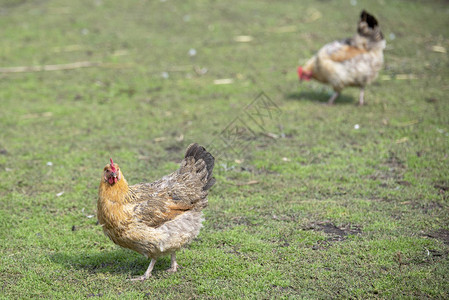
[110,172,117,178]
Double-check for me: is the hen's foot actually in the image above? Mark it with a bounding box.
[129,258,156,281]
[167,253,180,272]
[327,92,339,105]
[166,263,180,273]
[358,88,365,106]
[129,274,151,281]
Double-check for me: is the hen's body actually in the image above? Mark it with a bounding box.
[97,144,215,280]
[299,10,385,105]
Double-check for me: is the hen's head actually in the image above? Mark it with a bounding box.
[104,158,122,185]
[298,66,312,81]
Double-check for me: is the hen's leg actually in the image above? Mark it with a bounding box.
[167,253,179,272]
[327,92,339,105]
[130,258,156,281]
[358,87,365,106]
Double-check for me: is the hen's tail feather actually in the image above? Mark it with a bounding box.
[358,10,384,42]
[360,10,378,28]
[185,143,216,190]
[203,177,216,191]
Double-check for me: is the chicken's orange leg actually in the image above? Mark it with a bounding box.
[167,253,179,272]
[358,87,365,105]
[327,92,340,105]
[130,258,156,281]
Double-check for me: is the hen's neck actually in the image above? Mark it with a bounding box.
[99,176,130,204]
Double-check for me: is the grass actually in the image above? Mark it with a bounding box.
[1,0,448,298]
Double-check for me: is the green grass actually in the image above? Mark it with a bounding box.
[1,0,448,298]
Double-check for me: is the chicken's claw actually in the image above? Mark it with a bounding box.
[129,258,156,281]
[129,275,150,281]
[166,253,180,273]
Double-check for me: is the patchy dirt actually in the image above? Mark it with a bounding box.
[305,222,362,250]
[412,201,444,214]
[434,182,449,198]
[424,229,449,245]
[276,238,290,248]
[370,151,407,184]
[425,248,448,262]
[385,151,407,169]
[86,293,103,298]
[396,180,412,186]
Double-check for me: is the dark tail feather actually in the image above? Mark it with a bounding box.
[203,177,216,191]
[358,10,384,41]
[185,143,216,190]
[360,10,378,29]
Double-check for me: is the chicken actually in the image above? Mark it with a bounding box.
[97,143,215,281]
[298,10,385,105]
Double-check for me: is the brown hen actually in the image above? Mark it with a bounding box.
[97,143,215,280]
[298,10,385,105]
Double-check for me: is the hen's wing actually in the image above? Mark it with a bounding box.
[323,38,368,63]
[125,182,189,228]
[127,143,215,228]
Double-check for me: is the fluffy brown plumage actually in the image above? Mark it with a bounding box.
[97,143,215,280]
[298,10,385,105]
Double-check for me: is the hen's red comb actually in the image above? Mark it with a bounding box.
[110,158,117,173]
